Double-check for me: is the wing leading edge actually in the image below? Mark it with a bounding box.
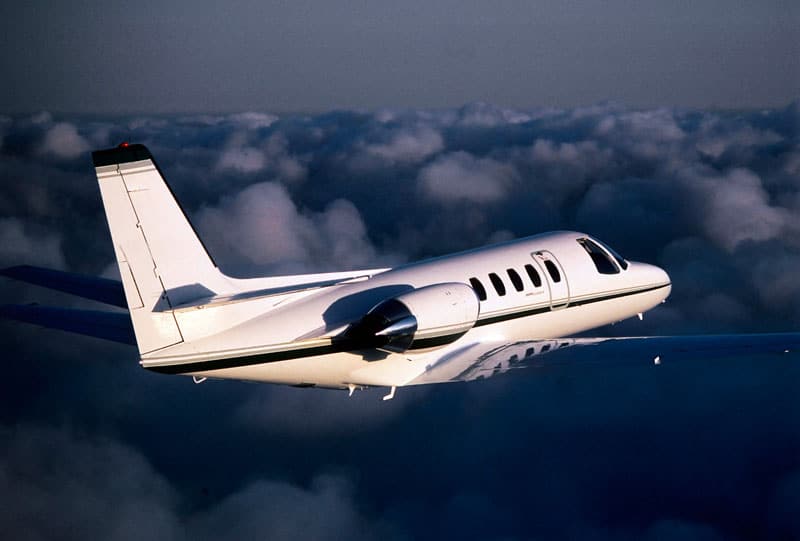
[0,304,135,345]
[0,265,127,308]
[0,265,135,345]
[410,333,800,385]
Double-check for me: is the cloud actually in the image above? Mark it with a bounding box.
[228,112,279,130]
[743,246,800,321]
[39,122,91,159]
[418,151,517,203]
[236,386,416,436]
[263,132,307,183]
[217,144,267,174]
[0,424,403,541]
[363,126,443,164]
[217,132,306,181]
[456,101,533,126]
[197,181,385,274]
[0,424,181,541]
[29,111,53,125]
[187,475,399,541]
[694,116,784,160]
[1,103,800,540]
[599,108,685,143]
[521,139,614,206]
[687,168,788,251]
[127,117,170,131]
[0,217,65,269]
[593,108,685,161]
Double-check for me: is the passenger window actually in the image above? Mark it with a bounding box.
[577,238,619,275]
[469,277,487,301]
[507,268,524,292]
[544,260,561,283]
[524,264,542,287]
[488,273,506,296]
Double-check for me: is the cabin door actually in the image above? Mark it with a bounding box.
[531,250,570,310]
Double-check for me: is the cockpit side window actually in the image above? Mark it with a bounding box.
[577,238,620,275]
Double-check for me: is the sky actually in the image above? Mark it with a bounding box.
[0,1,798,113]
[1,2,800,540]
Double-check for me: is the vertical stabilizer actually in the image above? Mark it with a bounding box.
[92,144,230,354]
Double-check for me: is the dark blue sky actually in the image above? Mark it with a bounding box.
[1,1,798,112]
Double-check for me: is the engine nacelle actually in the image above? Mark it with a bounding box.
[343,282,480,353]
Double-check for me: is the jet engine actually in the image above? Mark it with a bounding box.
[342,282,480,353]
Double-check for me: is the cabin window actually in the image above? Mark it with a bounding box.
[489,273,506,296]
[469,277,487,301]
[507,268,524,292]
[577,238,619,275]
[524,264,542,287]
[544,260,561,283]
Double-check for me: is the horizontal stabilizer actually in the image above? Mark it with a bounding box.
[0,265,127,308]
[0,304,135,345]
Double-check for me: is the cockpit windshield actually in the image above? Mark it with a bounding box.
[592,237,629,270]
[577,238,626,274]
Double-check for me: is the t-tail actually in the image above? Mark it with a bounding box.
[92,144,233,354]
[1,144,387,356]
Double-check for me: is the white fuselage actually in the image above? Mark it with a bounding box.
[140,231,671,389]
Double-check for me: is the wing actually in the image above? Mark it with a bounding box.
[0,304,135,345]
[0,265,127,308]
[410,333,800,385]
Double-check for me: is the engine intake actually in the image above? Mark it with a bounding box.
[343,282,480,353]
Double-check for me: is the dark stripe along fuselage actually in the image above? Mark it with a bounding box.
[146,282,670,374]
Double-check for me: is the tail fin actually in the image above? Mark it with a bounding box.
[93,144,230,354]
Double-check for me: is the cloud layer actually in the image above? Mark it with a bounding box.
[1,102,799,540]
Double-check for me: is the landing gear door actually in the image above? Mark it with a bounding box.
[532,251,570,310]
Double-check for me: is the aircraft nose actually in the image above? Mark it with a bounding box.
[652,264,671,286]
[638,262,672,299]
[656,266,672,301]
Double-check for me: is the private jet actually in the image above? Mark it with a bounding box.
[2,144,797,399]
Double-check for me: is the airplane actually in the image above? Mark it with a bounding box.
[2,143,798,400]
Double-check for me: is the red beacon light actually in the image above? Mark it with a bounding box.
[118,142,130,148]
